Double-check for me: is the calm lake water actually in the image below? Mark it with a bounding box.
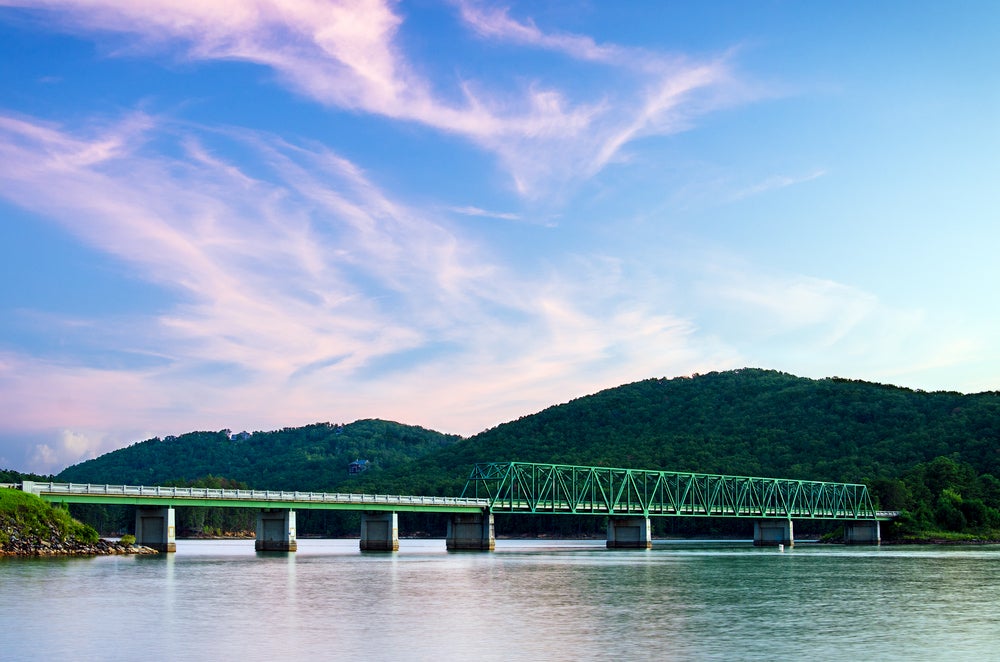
[2,539,999,661]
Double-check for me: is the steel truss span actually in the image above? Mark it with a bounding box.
[461,462,880,520]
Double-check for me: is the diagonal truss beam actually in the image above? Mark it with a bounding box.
[461,462,879,520]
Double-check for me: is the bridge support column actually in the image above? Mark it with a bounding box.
[446,511,495,551]
[135,507,176,553]
[606,516,652,549]
[360,512,399,552]
[754,519,793,547]
[256,509,297,552]
[844,520,881,545]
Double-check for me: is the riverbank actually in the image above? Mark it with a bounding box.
[0,487,159,557]
[0,537,160,557]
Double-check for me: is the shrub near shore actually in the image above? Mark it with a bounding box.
[0,488,156,556]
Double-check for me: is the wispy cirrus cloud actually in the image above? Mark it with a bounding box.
[3,0,747,198]
[456,1,624,63]
[733,169,827,200]
[447,205,522,222]
[0,110,717,470]
[0,110,960,473]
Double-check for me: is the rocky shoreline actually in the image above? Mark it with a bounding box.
[0,520,160,557]
[0,536,160,557]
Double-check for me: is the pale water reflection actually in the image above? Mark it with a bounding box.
[2,539,999,661]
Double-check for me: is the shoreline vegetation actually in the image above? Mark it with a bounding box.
[0,488,158,557]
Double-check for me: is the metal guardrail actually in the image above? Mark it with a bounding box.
[16,480,901,520]
[0,483,17,490]
[22,481,489,508]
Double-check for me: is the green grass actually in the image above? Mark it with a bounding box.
[0,487,99,546]
[895,529,1000,543]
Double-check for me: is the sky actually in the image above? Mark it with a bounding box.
[1,1,998,474]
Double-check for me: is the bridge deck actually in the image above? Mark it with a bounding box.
[20,481,489,514]
[15,461,891,522]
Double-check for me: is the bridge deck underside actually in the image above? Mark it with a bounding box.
[463,463,880,520]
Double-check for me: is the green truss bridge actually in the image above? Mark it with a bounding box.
[462,462,889,548]
[15,461,889,553]
[463,462,881,519]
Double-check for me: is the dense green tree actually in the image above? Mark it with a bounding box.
[58,420,460,492]
[1,469,55,483]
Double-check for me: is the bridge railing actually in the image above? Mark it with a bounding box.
[22,481,489,508]
[462,462,880,520]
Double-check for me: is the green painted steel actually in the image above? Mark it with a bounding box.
[461,462,882,520]
[22,463,888,522]
[22,482,489,514]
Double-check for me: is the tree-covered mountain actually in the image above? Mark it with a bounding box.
[57,419,461,491]
[352,369,998,493]
[350,369,1000,540]
[47,369,1000,539]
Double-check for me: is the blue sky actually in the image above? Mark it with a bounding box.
[1,1,998,474]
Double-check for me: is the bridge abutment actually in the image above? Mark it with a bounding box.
[844,520,881,545]
[753,519,793,547]
[606,516,652,549]
[135,507,176,552]
[446,511,495,551]
[256,509,297,552]
[360,512,399,551]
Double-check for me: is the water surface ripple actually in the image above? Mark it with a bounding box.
[2,539,998,661]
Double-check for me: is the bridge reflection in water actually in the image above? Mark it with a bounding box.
[19,462,890,553]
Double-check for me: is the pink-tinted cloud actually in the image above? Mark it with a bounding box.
[456,1,624,63]
[0,111,719,472]
[3,0,743,197]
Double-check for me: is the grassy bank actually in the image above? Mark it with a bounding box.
[1,488,160,556]
[0,488,98,543]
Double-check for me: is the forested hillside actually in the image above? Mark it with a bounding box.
[456,369,997,478]
[355,369,998,491]
[352,369,1000,540]
[47,369,1000,540]
[57,419,460,491]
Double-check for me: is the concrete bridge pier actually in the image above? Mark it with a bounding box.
[844,520,881,545]
[446,511,495,551]
[754,519,794,547]
[135,507,176,552]
[606,516,652,549]
[256,509,297,552]
[360,512,399,551]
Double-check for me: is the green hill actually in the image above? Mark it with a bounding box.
[353,369,997,491]
[352,369,1000,540]
[48,369,1000,540]
[57,419,461,491]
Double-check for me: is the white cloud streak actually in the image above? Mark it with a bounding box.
[447,205,521,222]
[0,111,969,472]
[733,169,828,200]
[456,1,625,63]
[0,2,970,477]
[1,0,742,197]
[0,111,714,471]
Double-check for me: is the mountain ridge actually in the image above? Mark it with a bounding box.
[55,369,1000,488]
[39,368,1000,540]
